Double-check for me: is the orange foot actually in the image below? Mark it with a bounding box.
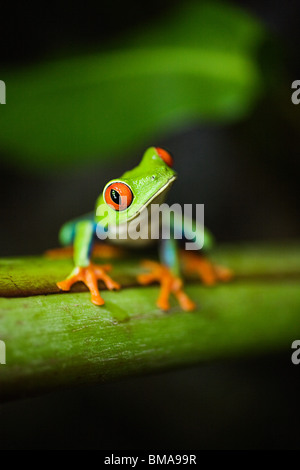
[181,251,233,286]
[57,263,121,306]
[137,260,196,312]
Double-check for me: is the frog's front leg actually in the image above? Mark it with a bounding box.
[137,239,196,312]
[56,220,120,305]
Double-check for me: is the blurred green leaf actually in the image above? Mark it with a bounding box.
[0,2,265,170]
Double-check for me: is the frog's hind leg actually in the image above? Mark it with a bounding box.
[92,243,125,259]
[46,243,124,260]
[180,250,233,285]
[45,246,74,258]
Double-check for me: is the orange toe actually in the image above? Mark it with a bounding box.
[175,290,196,312]
[214,265,234,282]
[56,280,72,291]
[157,297,170,311]
[93,265,121,291]
[91,294,105,306]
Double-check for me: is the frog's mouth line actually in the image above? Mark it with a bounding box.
[124,175,177,224]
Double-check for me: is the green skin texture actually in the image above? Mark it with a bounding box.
[59,147,213,280]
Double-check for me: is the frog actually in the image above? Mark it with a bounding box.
[50,147,232,311]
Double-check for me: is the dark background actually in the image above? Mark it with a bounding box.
[0,0,300,450]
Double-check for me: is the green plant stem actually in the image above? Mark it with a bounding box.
[0,243,300,401]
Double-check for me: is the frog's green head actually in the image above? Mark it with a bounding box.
[95,147,176,227]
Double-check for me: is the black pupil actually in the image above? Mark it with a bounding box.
[110,189,120,205]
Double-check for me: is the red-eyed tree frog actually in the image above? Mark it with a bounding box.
[51,147,232,311]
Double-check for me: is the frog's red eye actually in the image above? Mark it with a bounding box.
[155,147,174,167]
[104,182,133,211]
